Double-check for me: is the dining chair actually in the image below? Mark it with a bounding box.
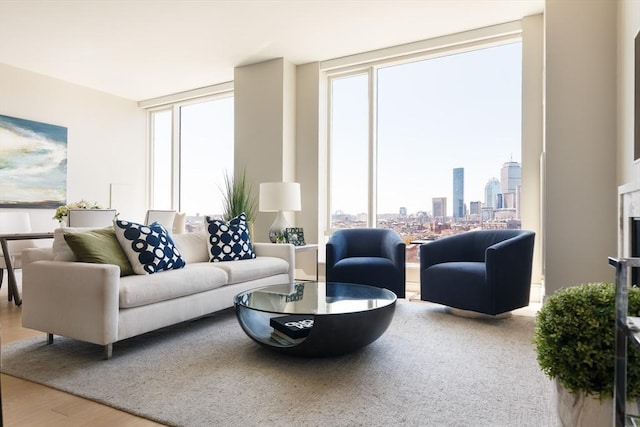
[0,211,37,286]
[144,210,177,233]
[66,209,117,228]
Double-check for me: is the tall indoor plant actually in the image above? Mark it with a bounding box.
[220,169,256,225]
[534,282,640,426]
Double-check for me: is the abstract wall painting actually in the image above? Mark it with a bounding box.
[0,114,67,208]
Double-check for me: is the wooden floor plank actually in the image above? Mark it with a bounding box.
[0,275,164,426]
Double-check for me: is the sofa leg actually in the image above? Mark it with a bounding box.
[47,333,53,345]
[104,344,113,360]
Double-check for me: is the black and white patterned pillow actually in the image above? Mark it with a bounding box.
[205,212,256,262]
[114,219,186,275]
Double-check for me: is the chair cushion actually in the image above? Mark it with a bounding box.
[424,262,486,284]
[329,257,401,288]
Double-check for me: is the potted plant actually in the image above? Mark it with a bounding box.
[219,169,256,230]
[534,282,640,426]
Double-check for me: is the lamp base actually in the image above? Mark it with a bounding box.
[268,211,289,243]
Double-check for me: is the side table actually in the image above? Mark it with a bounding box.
[293,244,318,281]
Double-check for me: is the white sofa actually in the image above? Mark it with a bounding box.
[21,230,294,359]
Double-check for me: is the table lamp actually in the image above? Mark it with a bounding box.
[259,182,301,243]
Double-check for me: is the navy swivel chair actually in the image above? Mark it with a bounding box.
[420,229,535,316]
[326,228,406,298]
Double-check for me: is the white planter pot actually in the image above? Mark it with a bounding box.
[555,379,640,426]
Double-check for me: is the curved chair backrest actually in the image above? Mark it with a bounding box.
[67,209,117,228]
[172,212,187,234]
[331,228,399,257]
[0,211,36,256]
[145,210,177,231]
[468,229,532,261]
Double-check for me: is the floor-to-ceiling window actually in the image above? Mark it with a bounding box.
[148,91,234,232]
[327,40,523,264]
[329,73,370,228]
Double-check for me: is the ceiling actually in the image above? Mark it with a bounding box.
[0,0,543,102]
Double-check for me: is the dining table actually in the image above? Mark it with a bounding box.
[0,231,54,306]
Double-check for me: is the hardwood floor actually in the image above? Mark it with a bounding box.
[0,275,164,427]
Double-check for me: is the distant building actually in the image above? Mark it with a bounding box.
[501,161,521,209]
[432,197,447,219]
[484,178,501,209]
[453,168,464,219]
[469,201,481,215]
[502,192,516,210]
[399,207,407,217]
[501,161,521,192]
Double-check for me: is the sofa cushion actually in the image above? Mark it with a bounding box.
[171,231,209,263]
[118,263,228,308]
[64,228,134,277]
[114,220,186,275]
[212,256,289,285]
[205,213,256,262]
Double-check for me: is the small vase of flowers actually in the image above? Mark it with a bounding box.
[53,200,104,225]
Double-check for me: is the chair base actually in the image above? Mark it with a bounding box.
[444,307,512,319]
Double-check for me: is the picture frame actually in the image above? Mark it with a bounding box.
[285,228,306,246]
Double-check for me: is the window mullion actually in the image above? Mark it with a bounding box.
[368,67,377,227]
[171,105,180,211]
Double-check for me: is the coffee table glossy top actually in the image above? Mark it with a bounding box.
[234,281,396,315]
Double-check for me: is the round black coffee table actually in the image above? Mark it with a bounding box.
[234,282,396,357]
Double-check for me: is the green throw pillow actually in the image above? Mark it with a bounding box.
[64,228,134,277]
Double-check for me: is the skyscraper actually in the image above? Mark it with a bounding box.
[469,201,481,215]
[500,161,521,209]
[484,178,501,209]
[432,197,447,219]
[501,161,521,192]
[453,167,464,219]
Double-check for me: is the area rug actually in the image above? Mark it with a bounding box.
[1,300,559,427]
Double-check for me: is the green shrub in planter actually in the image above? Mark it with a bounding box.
[534,282,640,398]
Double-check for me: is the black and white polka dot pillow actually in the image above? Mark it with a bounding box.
[114,220,186,274]
[205,212,256,262]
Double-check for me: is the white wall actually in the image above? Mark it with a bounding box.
[0,63,147,231]
[234,58,297,243]
[543,0,617,295]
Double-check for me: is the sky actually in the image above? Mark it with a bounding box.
[330,42,522,216]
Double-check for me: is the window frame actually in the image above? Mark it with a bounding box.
[145,87,234,213]
[323,26,523,236]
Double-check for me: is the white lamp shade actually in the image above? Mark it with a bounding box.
[259,182,301,212]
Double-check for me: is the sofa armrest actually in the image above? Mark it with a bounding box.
[22,260,120,346]
[22,247,54,265]
[253,243,295,282]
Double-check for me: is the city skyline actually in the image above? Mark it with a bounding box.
[333,160,522,217]
[332,42,522,217]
